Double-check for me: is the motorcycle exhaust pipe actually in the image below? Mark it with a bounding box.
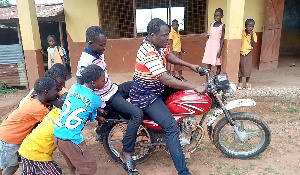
[139,142,165,147]
[188,125,205,154]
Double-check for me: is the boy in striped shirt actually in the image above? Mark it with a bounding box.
[76,26,142,174]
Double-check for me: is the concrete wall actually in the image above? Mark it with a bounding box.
[64,0,99,42]
[280,0,300,54]
[67,34,208,74]
[243,0,265,33]
[64,0,100,74]
[66,0,266,75]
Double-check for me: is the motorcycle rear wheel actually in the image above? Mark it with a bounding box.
[213,112,271,159]
[102,123,154,164]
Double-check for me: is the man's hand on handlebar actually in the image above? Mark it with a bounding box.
[194,85,206,95]
[96,116,108,124]
[189,64,200,73]
[97,108,107,117]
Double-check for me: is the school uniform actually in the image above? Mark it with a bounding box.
[167,29,183,71]
[239,30,257,77]
[47,46,65,69]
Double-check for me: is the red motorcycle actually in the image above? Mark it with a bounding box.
[100,67,271,163]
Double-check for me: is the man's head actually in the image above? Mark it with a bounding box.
[57,92,68,109]
[172,19,179,31]
[47,35,56,48]
[52,63,68,79]
[82,64,105,90]
[34,77,57,101]
[245,19,255,33]
[147,18,169,49]
[86,26,107,55]
[45,67,66,92]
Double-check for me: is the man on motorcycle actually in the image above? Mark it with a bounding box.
[129,18,206,175]
[76,26,143,175]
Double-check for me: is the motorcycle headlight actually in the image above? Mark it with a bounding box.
[225,83,237,97]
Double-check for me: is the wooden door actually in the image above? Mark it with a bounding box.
[259,0,285,70]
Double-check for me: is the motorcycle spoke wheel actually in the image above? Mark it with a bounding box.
[213,112,271,159]
[103,123,154,164]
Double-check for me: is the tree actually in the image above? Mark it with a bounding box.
[0,0,11,6]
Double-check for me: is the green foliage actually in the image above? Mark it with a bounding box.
[0,82,18,95]
[0,0,11,6]
[287,107,299,113]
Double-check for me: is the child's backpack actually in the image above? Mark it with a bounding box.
[56,46,69,63]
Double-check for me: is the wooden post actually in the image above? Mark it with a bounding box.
[169,0,171,25]
[205,0,208,33]
[16,23,22,44]
[58,21,64,47]
[133,0,136,38]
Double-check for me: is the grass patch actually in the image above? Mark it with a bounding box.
[272,108,282,114]
[257,154,265,158]
[165,164,170,167]
[0,82,18,95]
[287,107,299,113]
[231,165,238,171]
[196,146,206,152]
[264,167,275,172]
[282,100,292,107]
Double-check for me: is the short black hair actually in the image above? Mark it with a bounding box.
[47,35,56,41]
[147,18,167,35]
[58,93,67,109]
[86,26,106,43]
[245,19,255,26]
[215,8,223,15]
[52,63,67,73]
[45,66,66,80]
[172,19,178,24]
[81,64,104,84]
[34,77,56,94]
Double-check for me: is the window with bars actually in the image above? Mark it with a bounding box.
[99,0,206,39]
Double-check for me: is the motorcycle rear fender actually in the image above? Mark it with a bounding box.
[207,99,256,126]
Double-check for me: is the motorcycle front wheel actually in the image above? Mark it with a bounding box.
[213,112,271,159]
[102,123,154,164]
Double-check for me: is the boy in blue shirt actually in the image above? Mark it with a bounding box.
[53,64,105,175]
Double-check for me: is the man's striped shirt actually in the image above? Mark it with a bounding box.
[129,38,169,108]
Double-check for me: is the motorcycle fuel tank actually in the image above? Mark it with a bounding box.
[165,90,212,115]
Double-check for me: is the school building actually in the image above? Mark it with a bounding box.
[1,0,299,88]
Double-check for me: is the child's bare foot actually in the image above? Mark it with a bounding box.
[246,83,251,90]
[237,83,243,90]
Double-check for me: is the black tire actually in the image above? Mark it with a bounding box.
[213,112,271,159]
[102,123,154,164]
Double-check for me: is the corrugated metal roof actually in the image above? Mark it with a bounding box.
[0,3,63,20]
[0,44,28,87]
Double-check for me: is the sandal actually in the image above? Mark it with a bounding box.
[117,157,139,175]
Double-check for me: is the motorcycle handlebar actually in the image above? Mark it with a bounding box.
[197,67,210,76]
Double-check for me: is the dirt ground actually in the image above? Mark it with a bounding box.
[0,55,300,175]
